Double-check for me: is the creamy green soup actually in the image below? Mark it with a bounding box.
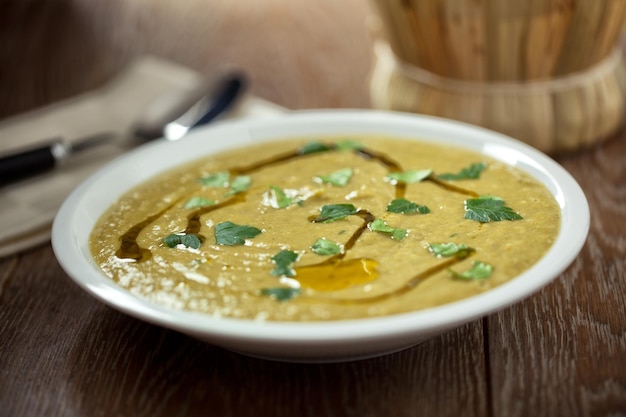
[90,136,560,321]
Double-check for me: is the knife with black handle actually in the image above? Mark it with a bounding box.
[0,72,246,187]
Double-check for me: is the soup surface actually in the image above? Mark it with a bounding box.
[90,136,561,321]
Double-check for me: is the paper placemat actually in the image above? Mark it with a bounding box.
[0,57,285,258]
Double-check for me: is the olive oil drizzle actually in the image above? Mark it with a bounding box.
[115,202,177,261]
[306,252,474,305]
[114,142,479,274]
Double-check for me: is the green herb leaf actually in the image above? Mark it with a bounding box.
[271,250,299,277]
[199,171,230,187]
[385,169,432,184]
[387,198,430,214]
[438,162,487,181]
[268,185,294,208]
[315,168,353,187]
[215,221,262,245]
[299,142,333,155]
[464,195,523,223]
[163,234,182,248]
[226,175,251,195]
[183,196,216,209]
[449,261,493,280]
[369,218,408,240]
[312,204,358,223]
[163,233,202,249]
[311,238,343,255]
[179,234,202,249]
[260,287,301,301]
[336,140,363,151]
[428,242,474,258]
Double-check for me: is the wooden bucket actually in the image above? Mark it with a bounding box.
[368,0,626,153]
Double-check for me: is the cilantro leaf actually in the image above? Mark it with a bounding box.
[163,234,182,248]
[464,195,523,223]
[163,233,202,249]
[267,185,294,208]
[438,162,487,181]
[336,140,363,151]
[387,198,430,214]
[385,169,432,184]
[261,287,301,302]
[315,168,353,187]
[369,218,408,240]
[449,261,493,280]
[215,221,262,245]
[183,196,215,209]
[312,204,357,223]
[428,242,474,258]
[271,250,299,277]
[311,238,343,255]
[199,172,230,187]
[226,175,251,195]
[299,142,333,155]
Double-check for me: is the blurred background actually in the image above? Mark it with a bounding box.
[1,0,625,153]
[0,0,375,118]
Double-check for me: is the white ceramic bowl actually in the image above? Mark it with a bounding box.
[52,110,589,362]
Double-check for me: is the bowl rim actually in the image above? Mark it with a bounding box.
[51,109,589,346]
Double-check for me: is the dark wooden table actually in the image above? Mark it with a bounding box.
[1,2,625,416]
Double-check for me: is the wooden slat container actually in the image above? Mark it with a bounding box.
[368,0,626,153]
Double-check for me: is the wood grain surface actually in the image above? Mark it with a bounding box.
[1,1,625,416]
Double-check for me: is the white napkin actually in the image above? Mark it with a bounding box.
[0,56,284,257]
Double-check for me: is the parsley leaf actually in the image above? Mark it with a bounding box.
[267,185,294,208]
[369,218,408,240]
[199,172,230,187]
[163,233,202,249]
[449,261,493,280]
[299,142,333,155]
[387,198,430,214]
[226,175,251,195]
[271,250,299,277]
[438,162,487,180]
[464,195,523,223]
[385,169,432,184]
[311,238,343,255]
[428,242,474,258]
[312,204,357,223]
[336,140,363,151]
[315,168,353,187]
[183,196,215,209]
[260,287,301,301]
[215,221,262,245]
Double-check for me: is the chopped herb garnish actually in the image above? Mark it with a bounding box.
[312,203,357,223]
[464,195,523,223]
[449,261,493,280]
[268,185,294,208]
[214,221,262,245]
[271,250,299,277]
[226,175,251,195]
[336,140,363,151]
[385,169,432,184]
[299,142,333,155]
[311,238,343,255]
[183,196,215,209]
[314,168,353,187]
[260,287,301,301]
[428,242,474,258]
[369,218,408,240]
[163,233,202,249]
[199,171,230,187]
[387,198,430,214]
[438,162,487,181]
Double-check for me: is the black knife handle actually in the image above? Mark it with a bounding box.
[0,142,64,186]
